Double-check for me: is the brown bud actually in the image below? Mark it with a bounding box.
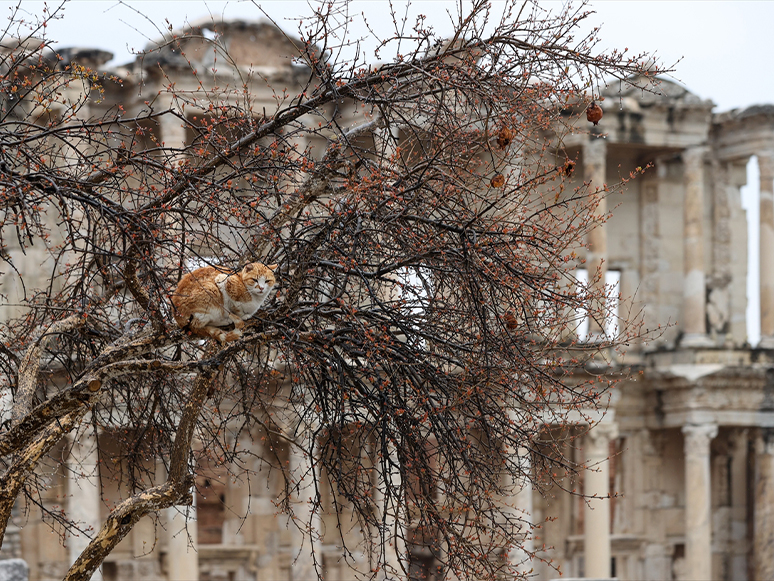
[563,160,575,177]
[586,101,603,126]
[503,311,519,330]
[496,126,513,149]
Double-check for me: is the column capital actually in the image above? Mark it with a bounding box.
[583,134,607,158]
[682,423,718,454]
[586,422,619,450]
[756,427,774,456]
[682,145,710,165]
[758,151,774,185]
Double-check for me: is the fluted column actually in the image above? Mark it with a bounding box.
[754,428,774,579]
[680,147,712,347]
[584,422,618,578]
[759,153,774,347]
[682,423,717,580]
[67,420,103,581]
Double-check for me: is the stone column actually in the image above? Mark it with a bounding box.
[583,422,618,578]
[159,109,188,152]
[370,438,403,580]
[374,124,400,166]
[730,429,750,580]
[222,433,252,545]
[67,420,103,581]
[508,447,534,574]
[288,429,321,581]
[164,451,198,581]
[754,428,774,579]
[682,423,717,580]
[758,153,774,347]
[584,137,608,337]
[680,147,713,347]
[639,174,661,341]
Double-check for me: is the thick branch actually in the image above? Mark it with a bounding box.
[11,314,85,428]
[123,257,165,332]
[0,410,84,548]
[63,477,194,581]
[64,369,216,581]
[0,355,201,457]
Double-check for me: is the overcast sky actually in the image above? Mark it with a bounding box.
[8,0,773,343]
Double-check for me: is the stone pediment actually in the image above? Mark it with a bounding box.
[141,19,308,71]
[735,103,774,119]
[604,74,713,109]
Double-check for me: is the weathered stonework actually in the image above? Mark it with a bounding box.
[2,17,774,581]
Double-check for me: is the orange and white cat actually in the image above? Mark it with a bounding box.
[172,262,277,342]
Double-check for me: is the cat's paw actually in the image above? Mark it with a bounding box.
[225,329,243,342]
[214,273,228,284]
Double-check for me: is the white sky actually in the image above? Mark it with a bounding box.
[6,0,773,344]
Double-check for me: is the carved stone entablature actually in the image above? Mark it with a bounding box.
[642,365,774,429]
[135,19,311,88]
[599,76,713,149]
[712,105,774,161]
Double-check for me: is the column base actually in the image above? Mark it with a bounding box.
[758,336,774,349]
[679,333,715,348]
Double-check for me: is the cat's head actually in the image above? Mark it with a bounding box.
[242,262,277,293]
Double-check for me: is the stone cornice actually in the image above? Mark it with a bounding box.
[627,364,774,429]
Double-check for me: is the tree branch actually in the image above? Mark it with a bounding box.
[64,368,216,581]
[11,314,85,428]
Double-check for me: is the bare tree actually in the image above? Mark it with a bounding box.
[0,1,664,578]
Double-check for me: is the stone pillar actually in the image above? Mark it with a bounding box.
[729,429,750,580]
[682,423,717,581]
[758,153,774,347]
[640,174,661,342]
[370,439,403,580]
[159,109,188,152]
[374,124,400,166]
[583,137,608,337]
[222,433,251,545]
[583,422,618,579]
[164,453,198,581]
[680,147,713,347]
[288,429,320,581]
[754,428,774,579]
[165,504,198,581]
[67,421,103,581]
[508,447,534,574]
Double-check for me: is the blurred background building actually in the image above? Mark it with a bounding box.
[1,18,774,581]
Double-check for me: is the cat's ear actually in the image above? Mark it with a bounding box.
[243,263,254,272]
[267,264,278,271]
